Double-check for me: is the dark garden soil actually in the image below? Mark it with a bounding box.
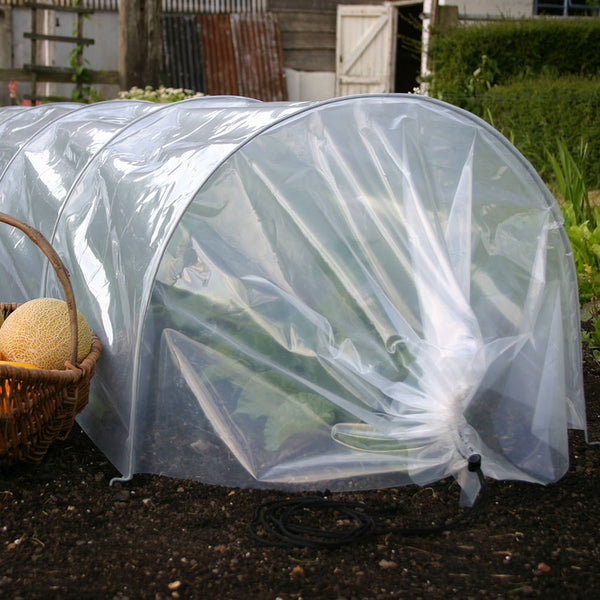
[2,335,599,600]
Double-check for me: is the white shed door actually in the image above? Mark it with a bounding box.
[335,4,397,96]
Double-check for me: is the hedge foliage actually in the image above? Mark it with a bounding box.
[479,76,600,188]
[428,17,600,104]
[428,17,600,189]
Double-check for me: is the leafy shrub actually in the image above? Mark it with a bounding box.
[118,86,204,102]
[479,75,600,189]
[428,17,600,105]
[427,18,600,189]
[551,140,600,359]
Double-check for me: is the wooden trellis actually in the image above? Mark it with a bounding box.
[24,1,95,102]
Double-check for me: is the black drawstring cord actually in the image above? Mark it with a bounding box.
[249,454,487,549]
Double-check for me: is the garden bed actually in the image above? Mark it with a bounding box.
[1,338,599,600]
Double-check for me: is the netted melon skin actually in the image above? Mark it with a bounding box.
[0,298,92,370]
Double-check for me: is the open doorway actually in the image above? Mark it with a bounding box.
[335,2,425,97]
[394,1,424,92]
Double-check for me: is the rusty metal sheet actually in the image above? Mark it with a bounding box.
[162,11,287,100]
[230,12,287,102]
[197,13,239,96]
[199,12,287,101]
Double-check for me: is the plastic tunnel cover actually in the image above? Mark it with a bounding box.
[0,101,162,301]
[0,94,585,501]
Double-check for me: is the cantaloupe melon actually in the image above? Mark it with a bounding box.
[0,298,92,370]
[0,360,39,369]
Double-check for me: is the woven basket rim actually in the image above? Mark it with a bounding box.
[0,332,102,384]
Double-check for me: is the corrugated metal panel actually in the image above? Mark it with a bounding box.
[168,12,287,100]
[2,1,265,12]
[162,14,205,91]
[231,12,287,101]
[163,0,266,12]
[197,13,238,95]
[3,0,119,9]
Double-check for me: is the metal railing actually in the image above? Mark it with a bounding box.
[1,0,267,12]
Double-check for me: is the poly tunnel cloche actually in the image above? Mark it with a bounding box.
[0,94,587,503]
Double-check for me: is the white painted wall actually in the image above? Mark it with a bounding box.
[442,0,532,17]
[6,8,119,102]
[285,68,336,102]
[52,9,120,99]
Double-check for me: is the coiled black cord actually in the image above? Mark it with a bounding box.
[249,454,487,549]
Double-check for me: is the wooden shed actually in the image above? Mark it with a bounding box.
[272,0,425,97]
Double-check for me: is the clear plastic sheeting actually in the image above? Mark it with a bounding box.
[0,95,585,500]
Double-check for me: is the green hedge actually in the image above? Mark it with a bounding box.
[477,76,600,189]
[429,17,600,107]
[428,17,600,189]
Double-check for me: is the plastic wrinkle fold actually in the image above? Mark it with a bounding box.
[0,94,585,504]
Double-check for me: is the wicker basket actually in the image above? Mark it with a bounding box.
[0,212,102,465]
